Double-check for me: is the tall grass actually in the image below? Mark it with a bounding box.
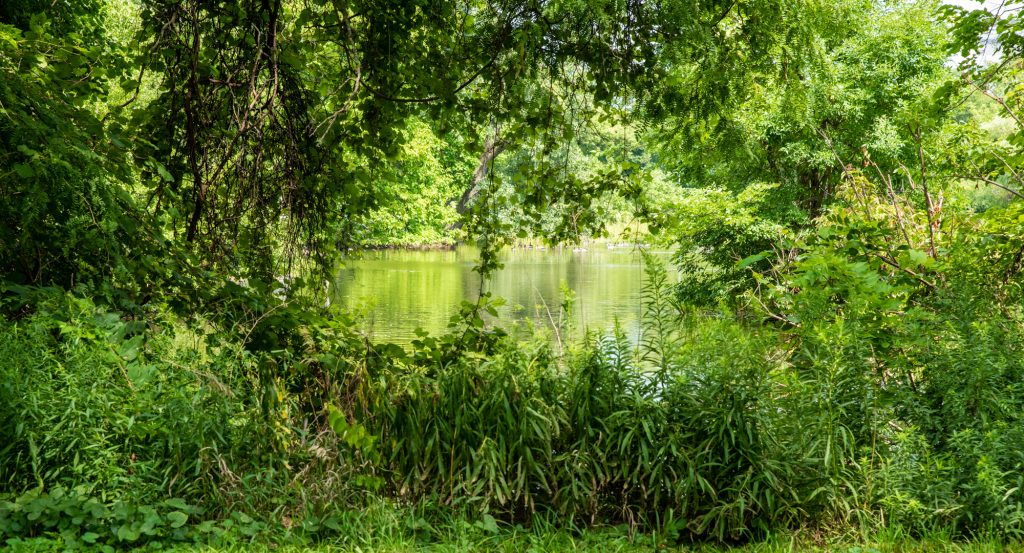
[2,254,1024,547]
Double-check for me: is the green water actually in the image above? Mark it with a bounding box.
[332,245,670,343]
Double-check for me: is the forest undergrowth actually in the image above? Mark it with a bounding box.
[3,195,1024,550]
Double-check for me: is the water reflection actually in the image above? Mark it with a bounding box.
[332,245,670,343]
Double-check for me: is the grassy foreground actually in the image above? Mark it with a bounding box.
[3,526,1018,553]
[2,537,1015,552]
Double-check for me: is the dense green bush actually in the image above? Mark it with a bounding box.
[4,236,1024,546]
[0,292,270,503]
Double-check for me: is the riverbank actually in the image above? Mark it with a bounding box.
[6,256,1024,548]
[354,221,653,252]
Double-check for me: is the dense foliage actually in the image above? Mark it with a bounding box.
[3,0,1024,551]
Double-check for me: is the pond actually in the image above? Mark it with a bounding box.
[331,245,674,343]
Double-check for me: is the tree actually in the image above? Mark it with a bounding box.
[646,0,958,305]
[943,0,1024,201]
[0,9,147,290]
[129,0,825,278]
[1,0,841,291]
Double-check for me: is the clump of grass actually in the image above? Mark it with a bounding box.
[3,251,1024,548]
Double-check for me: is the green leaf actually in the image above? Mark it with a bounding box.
[904,248,929,268]
[155,163,174,182]
[162,498,190,511]
[107,132,127,149]
[116,525,140,542]
[13,164,34,178]
[327,405,350,436]
[16,144,39,157]
[475,514,499,534]
[166,511,188,528]
[737,252,767,269]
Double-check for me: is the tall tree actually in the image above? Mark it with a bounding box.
[132,0,824,276]
[646,0,957,305]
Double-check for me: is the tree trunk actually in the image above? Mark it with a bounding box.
[454,135,507,216]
